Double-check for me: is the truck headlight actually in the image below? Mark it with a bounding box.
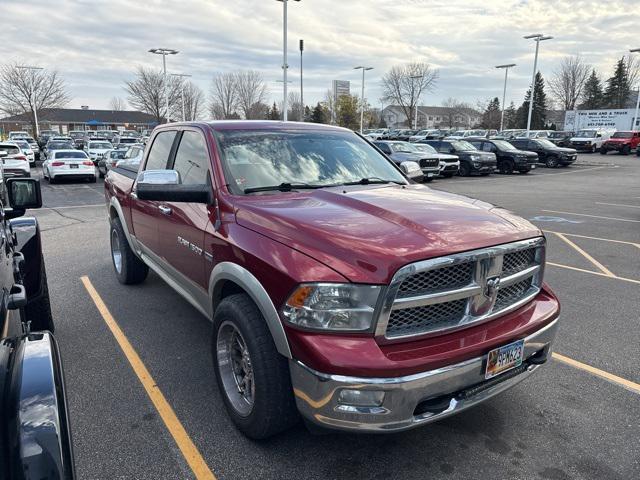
[283,283,381,331]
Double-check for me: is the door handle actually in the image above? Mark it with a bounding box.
[158,205,172,215]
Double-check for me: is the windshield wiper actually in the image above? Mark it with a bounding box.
[244,182,325,194]
[340,177,404,186]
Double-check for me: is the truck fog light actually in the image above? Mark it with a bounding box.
[337,389,385,407]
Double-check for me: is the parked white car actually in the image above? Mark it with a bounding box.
[84,140,114,165]
[410,142,460,177]
[8,131,29,140]
[12,140,36,166]
[0,142,31,177]
[43,150,97,183]
[569,129,615,153]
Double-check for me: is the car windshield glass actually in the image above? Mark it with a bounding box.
[215,129,406,195]
[0,145,20,154]
[612,132,632,138]
[89,143,112,149]
[492,140,516,150]
[412,144,437,154]
[110,150,127,159]
[549,132,567,138]
[452,141,476,151]
[15,141,30,149]
[391,143,413,153]
[55,151,87,159]
[575,130,596,138]
[70,132,85,138]
[534,139,557,148]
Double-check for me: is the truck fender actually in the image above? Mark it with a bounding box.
[5,332,75,479]
[108,196,138,254]
[9,217,44,303]
[208,262,292,359]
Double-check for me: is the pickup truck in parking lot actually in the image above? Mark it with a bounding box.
[599,131,640,155]
[104,121,560,439]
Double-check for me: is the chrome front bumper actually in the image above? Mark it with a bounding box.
[290,318,558,433]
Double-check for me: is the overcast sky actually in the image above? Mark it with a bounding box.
[2,0,639,114]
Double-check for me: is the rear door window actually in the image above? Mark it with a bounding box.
[171,131,210,185]
[144,131,176,171]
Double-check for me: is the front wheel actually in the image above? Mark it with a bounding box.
[213,294,299,439]
[621,145,630,155]
[500,159,514,174]
[458,162,471,177]
[600,147,607,155]
[110,217,148,284]
[545,156,559,168]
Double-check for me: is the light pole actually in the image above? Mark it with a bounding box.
[495,63,516,131]
[524,34,552,134]
[16,65,43,137]
[410,75,424,129]
[299,39,304,121]
[354,66,373,133]
[276,0,301,122]
[630,48,640,131]
[149,48,178,123]
[171,73,192,121]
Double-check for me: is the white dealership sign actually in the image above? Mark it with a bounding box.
[564,109,639,132]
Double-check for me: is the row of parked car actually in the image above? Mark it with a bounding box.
[365,127,640,156]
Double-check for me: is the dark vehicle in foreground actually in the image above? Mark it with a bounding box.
[600,131,640,155]
[104,121,559,439]
[420,139,496,176]
[469,139,538,174]
[547,131,573,148]
[373,140,439,181]
[509,138,577,168]
[0,150,75,479]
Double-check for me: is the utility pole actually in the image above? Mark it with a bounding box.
[354,66,373,133]
[299,39,304,121]
[149,48,179,123]
[523,34,552,134]
[171,73,192,121]
[276,0,301,122]
[630,48,640,131]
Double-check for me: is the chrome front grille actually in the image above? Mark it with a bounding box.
[377,238,545,339]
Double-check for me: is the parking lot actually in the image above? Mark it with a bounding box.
[29,155,639,480]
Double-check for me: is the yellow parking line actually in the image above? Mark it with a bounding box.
[541,209,640,223]
[553,353,640,395]
[550,232,615,277]
[546,262,640,285]
[81,276,216,480]
[543,230,640,248]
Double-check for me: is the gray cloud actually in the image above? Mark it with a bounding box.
[2,0,638,113]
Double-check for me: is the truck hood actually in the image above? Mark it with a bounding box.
[604,138,630,144]
[434,153,459,161]
[234,184,541,284]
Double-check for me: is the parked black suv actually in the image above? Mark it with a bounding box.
[468,139,538,174]
[509,138,577,168]
[420,139,497,176]
[0,151,75,479]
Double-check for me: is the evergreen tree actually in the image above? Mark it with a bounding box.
[481,97,501,129]
[516,72,547,129]
[336,95,360,130]
[268,102,280,120]
[579,70,605,109]
[310,102,328,124]
[603,58,631,109]
[303,105,312,122]
[504,101,518,129]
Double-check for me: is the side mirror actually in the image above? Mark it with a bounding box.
[399,161,424,182]
[5,178,43,218]
[136,169,211,204]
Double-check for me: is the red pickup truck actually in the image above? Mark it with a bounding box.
[104,121,559,439]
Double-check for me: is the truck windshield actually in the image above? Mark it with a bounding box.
[575,130,596,138]
[215,129,407,194]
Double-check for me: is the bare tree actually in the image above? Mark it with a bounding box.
[125,67,181,123]
[170,80,205,121]
[627,54,640,91]
[109,96,127,111]
[381,62,438,127]
[234,70,267,119]
[287,91,303,121]
[441,97,472,128]
[209,72,239,119]
[547,55,591,110]
[0,62,70,132]
[323,89,336,124]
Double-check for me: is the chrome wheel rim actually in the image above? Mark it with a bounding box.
[111,228,122,274]
[217,321,255,417]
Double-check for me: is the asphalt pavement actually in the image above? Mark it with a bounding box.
[28,156,640,480]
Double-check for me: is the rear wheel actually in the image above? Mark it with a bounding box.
[110,217,148,284]
[213,294,299,439]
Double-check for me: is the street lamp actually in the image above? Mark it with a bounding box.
[171,73,192,121]
[630,48,640,132]
[524,34,553,134]
[354,66,373,133]
[149,48,178,123]
[276,0,301,122]
[410,75,424,129]
[299,39,304,121]
[16,65,43,137]
[495,63,516,131]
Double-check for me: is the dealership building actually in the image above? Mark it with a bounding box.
[0,108,159,137]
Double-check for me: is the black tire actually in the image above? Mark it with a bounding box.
[23,254,55,333]
[212,294,299,439]
[458,161,471,177]
[110,217,148,284]
[621,145,630,155]
[545,156,559,168]
[500,159,514,174]
[600,147,607,155]
[442,172,454,178]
